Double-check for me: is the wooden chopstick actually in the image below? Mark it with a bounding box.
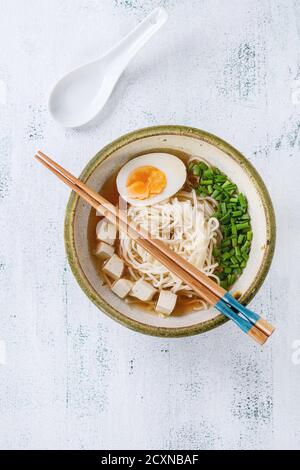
[36,152,225,298]
[34,151,271,344]
[34,152,219,307]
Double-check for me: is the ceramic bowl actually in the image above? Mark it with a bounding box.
[64,125,276,337]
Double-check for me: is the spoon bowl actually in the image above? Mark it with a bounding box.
[49,8,168,128]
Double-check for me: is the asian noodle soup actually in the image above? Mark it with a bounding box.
[88,153,252,317]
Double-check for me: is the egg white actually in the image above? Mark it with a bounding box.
[116,153,187,207]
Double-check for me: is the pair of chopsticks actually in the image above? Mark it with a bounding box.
[35,151,275,345]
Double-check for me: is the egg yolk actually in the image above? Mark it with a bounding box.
[126,166,167,200]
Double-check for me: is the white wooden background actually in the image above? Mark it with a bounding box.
[0,0,300,450]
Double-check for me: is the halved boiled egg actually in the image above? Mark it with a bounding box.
[116,153,187,206]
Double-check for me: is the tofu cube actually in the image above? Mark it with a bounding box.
[112,278,133,299]
[96,219,117,246]
[94,241,115,260]
[103,254,124,280]
[155,290,177,316]
[130,279,156,302]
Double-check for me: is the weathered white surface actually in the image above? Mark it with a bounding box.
[0,0,299,450]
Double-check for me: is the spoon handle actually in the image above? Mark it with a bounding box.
[109,8,168,67]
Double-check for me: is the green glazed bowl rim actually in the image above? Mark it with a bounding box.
[64,125,276,338]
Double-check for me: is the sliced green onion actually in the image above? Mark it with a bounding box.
[221,202,227,215]
[222,180,231,189]
[238,193,247,208]
[203,169,214,179]
[215,175,226,182]
[192,165,201,176]
[232,210,242,217]
[199,162,208,171]
[188,161,195,172]
[235,246,241,257]
[213,248,221,257]
[238,234,245,244]
[211,189,220,199]
[220,214,231,224]
[188,163,252,288]
[221,239,231,248]
[236,222,249,231]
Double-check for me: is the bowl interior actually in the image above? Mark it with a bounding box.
[66,127,275,336]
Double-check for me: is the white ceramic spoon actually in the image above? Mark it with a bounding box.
[49,8,168,128]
